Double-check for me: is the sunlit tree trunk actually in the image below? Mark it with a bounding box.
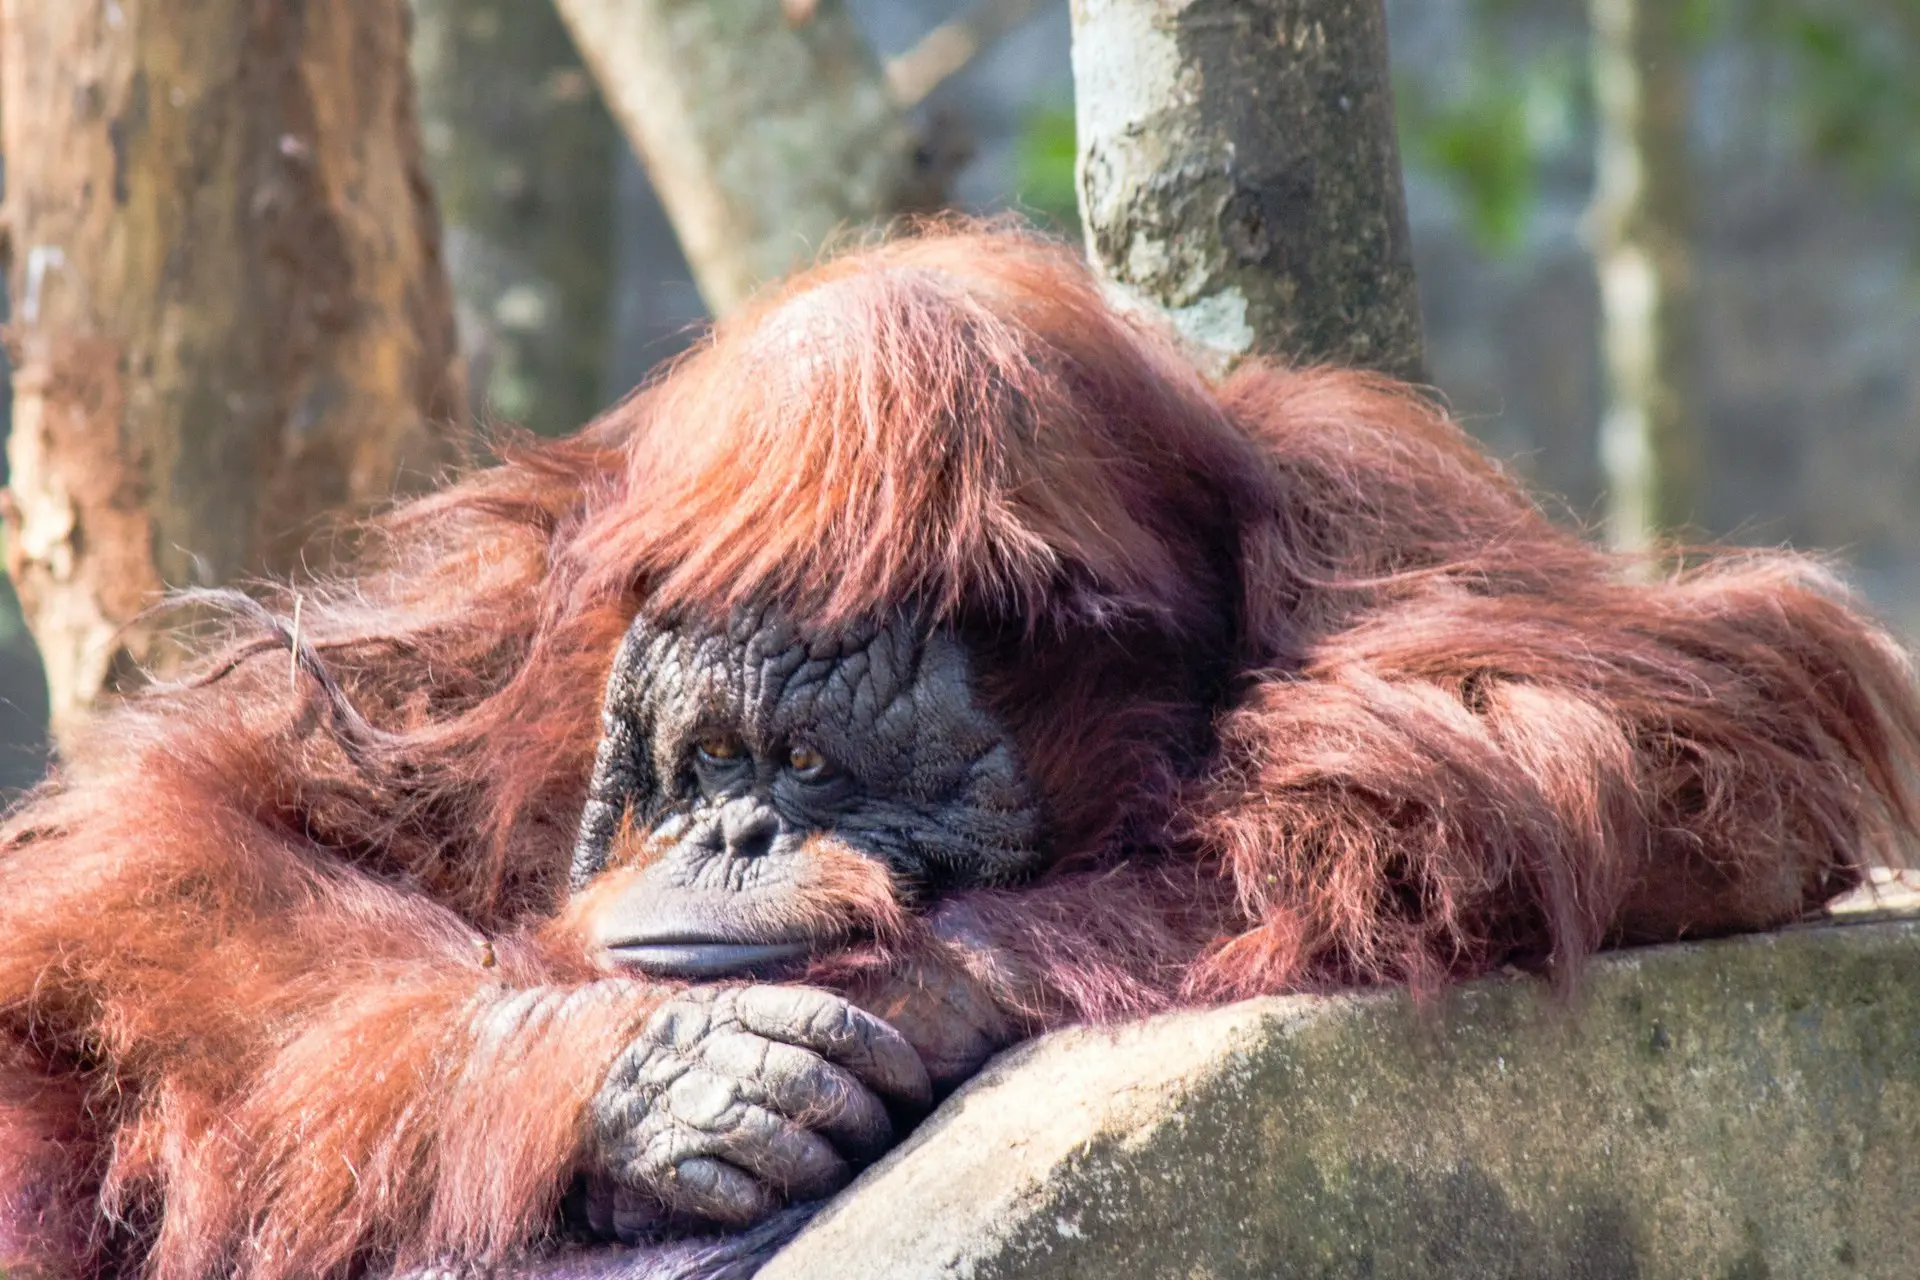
[1589,0,1698,555]
[0,0,463,745]
[1072,0,1425,379]
[412,0,619,435]
[0,63,50,790]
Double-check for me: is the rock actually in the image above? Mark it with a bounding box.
[761,910,1920,1279]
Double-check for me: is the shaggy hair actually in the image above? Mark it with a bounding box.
[1,227,1914,1278]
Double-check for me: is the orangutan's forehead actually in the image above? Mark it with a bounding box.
[631,609,920,730]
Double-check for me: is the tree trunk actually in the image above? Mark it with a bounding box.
[0,58,52,790]
[1589,0,1697,554]
[1072,0,1425,380]
[412,0,619,436]
[548,0,913,315]
[0,0,464,745]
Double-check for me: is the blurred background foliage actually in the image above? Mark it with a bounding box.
[1394,57,1569,254]
[1390,0,1919,261]
[1758,0,1919,204]
[413,0,622,437]
[1013,101,1080,235]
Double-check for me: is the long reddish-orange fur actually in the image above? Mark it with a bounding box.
[1,227,1914,1277]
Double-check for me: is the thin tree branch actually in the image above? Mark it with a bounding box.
[885,0,1048,108]
[552,0,912,314]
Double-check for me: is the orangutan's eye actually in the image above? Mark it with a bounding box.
[786,745,833,781]
[695,735,745,764]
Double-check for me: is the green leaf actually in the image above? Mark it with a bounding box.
[1399,77,1541,254]
[1014,103,1080,234]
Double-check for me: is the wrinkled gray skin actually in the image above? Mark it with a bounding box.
[567,609,1042,1239]
[571,607,1042,899]
[581,986,931,1230]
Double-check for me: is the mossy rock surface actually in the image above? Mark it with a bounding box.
[762,909,1920,1280]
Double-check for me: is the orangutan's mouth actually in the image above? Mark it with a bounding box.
[603,936,812,979]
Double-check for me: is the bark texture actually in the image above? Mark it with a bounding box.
[413,0,619,436]
[549,0,913,315]
[0,0,463,743]
[1589,0,1698,553]
[1072,0,1425,379]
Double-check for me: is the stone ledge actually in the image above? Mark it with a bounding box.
[762,909,1920,1280]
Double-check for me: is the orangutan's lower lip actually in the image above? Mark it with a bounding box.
[604,941,812,978]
